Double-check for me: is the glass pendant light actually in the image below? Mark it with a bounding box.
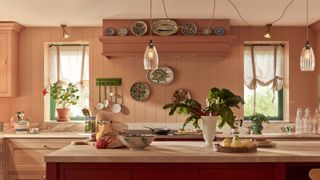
[300,0,315,71]
[264,24,272,39]
[144,0,159,70]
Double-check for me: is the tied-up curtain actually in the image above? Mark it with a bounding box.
[49,45,89,112]
[244,45,284,113]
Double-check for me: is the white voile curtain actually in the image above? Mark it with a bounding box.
[244,45,284,113]
[49,45,89,115]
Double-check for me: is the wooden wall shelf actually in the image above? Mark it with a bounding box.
[100,19,237,58]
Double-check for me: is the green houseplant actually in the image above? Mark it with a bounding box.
[163,87,244,147]
[248,113,269,134]
[43,82,79,122]
[163,87,245,130]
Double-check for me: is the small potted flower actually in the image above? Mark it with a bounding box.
[43,82,79,122]
[248,113,269,134]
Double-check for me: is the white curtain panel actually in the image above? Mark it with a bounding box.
[244,45,283,91]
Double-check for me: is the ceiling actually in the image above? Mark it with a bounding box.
[0,0,319,27]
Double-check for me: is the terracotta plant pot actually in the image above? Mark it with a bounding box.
[56,108,70,122]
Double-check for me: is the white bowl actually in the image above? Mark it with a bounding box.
[119,134,156,150]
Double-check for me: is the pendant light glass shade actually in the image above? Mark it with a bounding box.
[144,40,159,70]
[300,41,315,71]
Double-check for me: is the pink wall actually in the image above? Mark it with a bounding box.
[0,26,317,123]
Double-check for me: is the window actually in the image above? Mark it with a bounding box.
[47,44,89,120]
[243,44,284,120]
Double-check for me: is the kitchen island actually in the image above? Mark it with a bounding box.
[45,141,320,180]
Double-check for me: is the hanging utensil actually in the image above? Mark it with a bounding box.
[111,85,121,114]
[96,83,104,111]
[103,83,109,108]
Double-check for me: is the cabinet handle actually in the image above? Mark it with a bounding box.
[43,175,46,179]
[42,144,48,148]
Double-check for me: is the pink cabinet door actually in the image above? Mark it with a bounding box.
[0,33,7,93]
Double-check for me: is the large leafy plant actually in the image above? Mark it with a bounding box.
[49,82,79,108]
[248,113,269,125]
[163,87,244,130]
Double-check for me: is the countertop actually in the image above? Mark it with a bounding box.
[45,141,320,163]
[0,132,90,139]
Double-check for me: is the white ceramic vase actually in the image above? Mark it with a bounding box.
[201,116,217,148]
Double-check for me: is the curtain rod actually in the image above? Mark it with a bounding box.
[244,44,284,47]
[48,44,89,47]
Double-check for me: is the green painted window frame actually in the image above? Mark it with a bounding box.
[244,89,283,121]
[50,97,85,121]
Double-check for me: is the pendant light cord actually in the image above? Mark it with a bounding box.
[149,0,152,40]
[207,0,216,27]
[226,0,250,26]
[270,0,295,24]
[162,0,169,18]
[306,0,309,41]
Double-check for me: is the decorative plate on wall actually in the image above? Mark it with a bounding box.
[117,28,128,36]
[213,27,225,36]
[202,27,212,35]
[105,27,116,36]
[152,19,179,36]
[130,21,148,36]
[172,89,191,103]
[147,66,174,85]
[181,23,198,36]
[130,82,150,102]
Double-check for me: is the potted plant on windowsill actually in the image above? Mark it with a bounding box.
[163,87,244,148]
[43,82,79,122]
[248,113,269,134]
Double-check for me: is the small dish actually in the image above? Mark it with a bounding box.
[111,103,121,113]
[130,21,148,36]
[202,27,212,35]
[147,66,174,85]
[213,27,225,36]
[130,82,150,102]
[117,27,128,36]
[172,89,191,103]
[104,27,116,36]
[181,23,198,36]
[152,19,179,36]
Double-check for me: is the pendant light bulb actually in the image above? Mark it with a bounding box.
[144,40,159,70]
[264,24,272,39]
[300,41,315,71]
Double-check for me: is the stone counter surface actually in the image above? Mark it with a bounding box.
[0,132,89,139]
[45,141,320,163]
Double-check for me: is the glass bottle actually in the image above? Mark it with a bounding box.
[303,108,313,134]
[313,108,320,134]
[295,108,303,135]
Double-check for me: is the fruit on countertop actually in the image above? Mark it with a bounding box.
[220,138,232,147]
[96,138,106,149]
[242,139,257,148]
[231,135,245,148]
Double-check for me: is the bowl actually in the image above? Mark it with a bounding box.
[119,134,156,150]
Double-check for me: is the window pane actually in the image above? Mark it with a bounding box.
[244,84,279,117]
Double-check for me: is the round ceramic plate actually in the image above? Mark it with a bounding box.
[213,27,225,36]
[152,19,179,36]
[130,82,150,102]
[147,66,174,85]
[172,89,191,103]
[130,21,148,36]
[181,23,197,36]
[117,27,128,36]
[105,27,116,36]
[202,27,212,35]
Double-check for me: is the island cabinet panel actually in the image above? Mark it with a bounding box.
[47,163,287,180]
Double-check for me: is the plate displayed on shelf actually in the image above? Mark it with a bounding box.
[130,82,150,102]
[172,89,191,103]
[147,66,174,85]
[104,27,116,36]
[130,21,148,36]
[213,27,225,36]
[152,19,179,36]
[181,23,198,36]
[202,27,212,35]
[117,27,128,36]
